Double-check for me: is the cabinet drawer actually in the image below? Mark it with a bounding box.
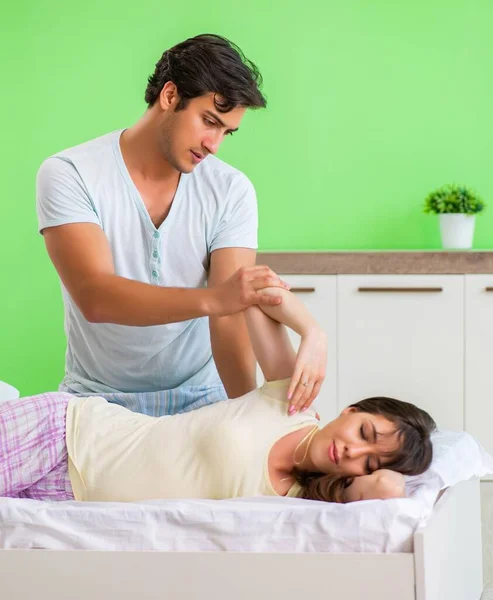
[337,275,464,431]
[465,276,493,473]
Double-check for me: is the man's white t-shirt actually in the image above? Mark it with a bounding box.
[36,129,258,395]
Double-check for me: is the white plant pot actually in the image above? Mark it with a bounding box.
[439,214,476,249]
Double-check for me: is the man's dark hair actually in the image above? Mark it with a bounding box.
[145,34,267,112]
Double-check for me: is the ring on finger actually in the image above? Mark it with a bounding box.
[302,381,308,387]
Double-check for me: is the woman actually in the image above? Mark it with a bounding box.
[0,287,435,503]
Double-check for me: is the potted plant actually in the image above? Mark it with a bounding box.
[423,184,486,249]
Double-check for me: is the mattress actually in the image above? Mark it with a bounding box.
[0,429,490,553]
[0,493,431,553]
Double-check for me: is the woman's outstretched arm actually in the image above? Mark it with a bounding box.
[245,287,327,412]
[244,304,296,382]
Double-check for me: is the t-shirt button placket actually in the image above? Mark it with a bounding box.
[151,230,161,282]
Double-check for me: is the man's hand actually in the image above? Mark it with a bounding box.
[210,265,290,316]
[287,328,328,414]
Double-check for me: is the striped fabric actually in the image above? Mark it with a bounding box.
[0,392,74,501]
[66,383,228,417]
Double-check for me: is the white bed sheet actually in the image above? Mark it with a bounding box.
[0,430,490,554]
[0,493,431,553]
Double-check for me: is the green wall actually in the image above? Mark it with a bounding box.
[2,0,493,393]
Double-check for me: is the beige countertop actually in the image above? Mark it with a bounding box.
[257,251,493,274]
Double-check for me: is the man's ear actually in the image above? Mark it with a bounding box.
[159,81,179,110]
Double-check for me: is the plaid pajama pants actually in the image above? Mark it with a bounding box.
[0,392,74,501]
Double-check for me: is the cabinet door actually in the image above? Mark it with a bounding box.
[338,275,464,431]
[255,275,337,424]
[465,275,493,464]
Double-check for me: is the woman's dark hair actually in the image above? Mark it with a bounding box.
[297,474,352,504]
[295,396,437,503]
[144,34,267,112]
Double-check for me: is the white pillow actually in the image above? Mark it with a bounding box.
[405,429,493,496]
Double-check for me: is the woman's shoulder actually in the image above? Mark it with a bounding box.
[258,378,291,402]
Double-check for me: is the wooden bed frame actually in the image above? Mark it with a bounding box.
[0,478,483,600]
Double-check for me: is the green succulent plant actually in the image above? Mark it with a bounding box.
[424,184,485,215]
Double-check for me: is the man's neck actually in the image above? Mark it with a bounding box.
[120,116,179,187]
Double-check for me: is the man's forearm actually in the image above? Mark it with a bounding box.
[80,274,218,326]
[210,314,257,398]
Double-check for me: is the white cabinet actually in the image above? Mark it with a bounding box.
[465,276,493,462]
[258,271,492,454]
[337,275,464,431]
[256,275,337,424]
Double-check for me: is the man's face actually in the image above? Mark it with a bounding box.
[157,86,246,173]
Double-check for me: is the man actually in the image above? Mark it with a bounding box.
[36,34,289,415]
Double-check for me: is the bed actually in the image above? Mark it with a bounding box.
[0,430,490,600]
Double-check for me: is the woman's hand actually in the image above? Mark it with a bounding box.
[287,328,328,414]
[343,470,406,502]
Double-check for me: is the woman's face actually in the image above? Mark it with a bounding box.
[307,408,401,477]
